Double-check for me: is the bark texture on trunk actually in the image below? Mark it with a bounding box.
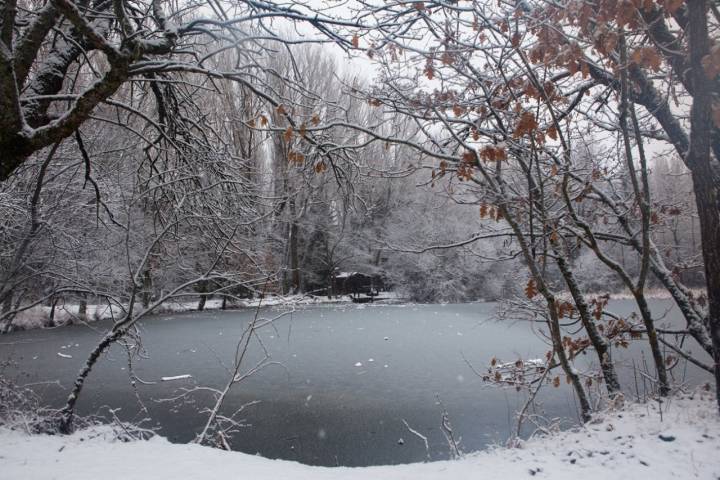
[59,327,126,433]
[554,247,622,395]
[686,0,720,410]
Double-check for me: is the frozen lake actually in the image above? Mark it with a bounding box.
[0,301,708,466]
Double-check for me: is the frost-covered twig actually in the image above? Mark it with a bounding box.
[436,395,461,460]
[401,419,430,461]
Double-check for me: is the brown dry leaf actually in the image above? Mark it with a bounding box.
[462,150,475,164]
[524,83,540,100]
[568,60,580,75]
[314,160,327,173]
[283,126,294,143]
[424,61,435,80]
[351,34,360,48]
[288,150,305,165]
[479,145,507,162]
[547,124,558,140]
[615,0,636,28]
[513,111,539,138]
[525,278,538,299]
[479,203,489,219]
[631,46,662,72]
[581,60,590,78]
[599,32,618,56]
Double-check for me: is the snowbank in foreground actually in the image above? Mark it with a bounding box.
[2,392,718,480]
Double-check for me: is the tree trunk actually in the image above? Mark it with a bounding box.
[634,291,670,395]
[142,268,152,309]
[686,0,720,411]
[198,294,207,311]
[59,327,126,433]
[289,202,300,294]
[501,206,593,421]
[77,297,87,321]
[554,248,622,395]
[0,293,13,332]
[48,297,59,327]
[546,296,593,422]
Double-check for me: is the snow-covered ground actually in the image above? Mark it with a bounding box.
[7,293,406,332]
[2,391,718,479]
[607,287,707,301]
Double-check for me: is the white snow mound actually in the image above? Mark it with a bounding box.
[1,391,718,480]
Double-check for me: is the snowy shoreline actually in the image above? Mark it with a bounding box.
[3,288,701,334]
[2,391,717,479]
[2,293,406,333]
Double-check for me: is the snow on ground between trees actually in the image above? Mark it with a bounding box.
[1,391,718,480]
[8,294,406,332]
